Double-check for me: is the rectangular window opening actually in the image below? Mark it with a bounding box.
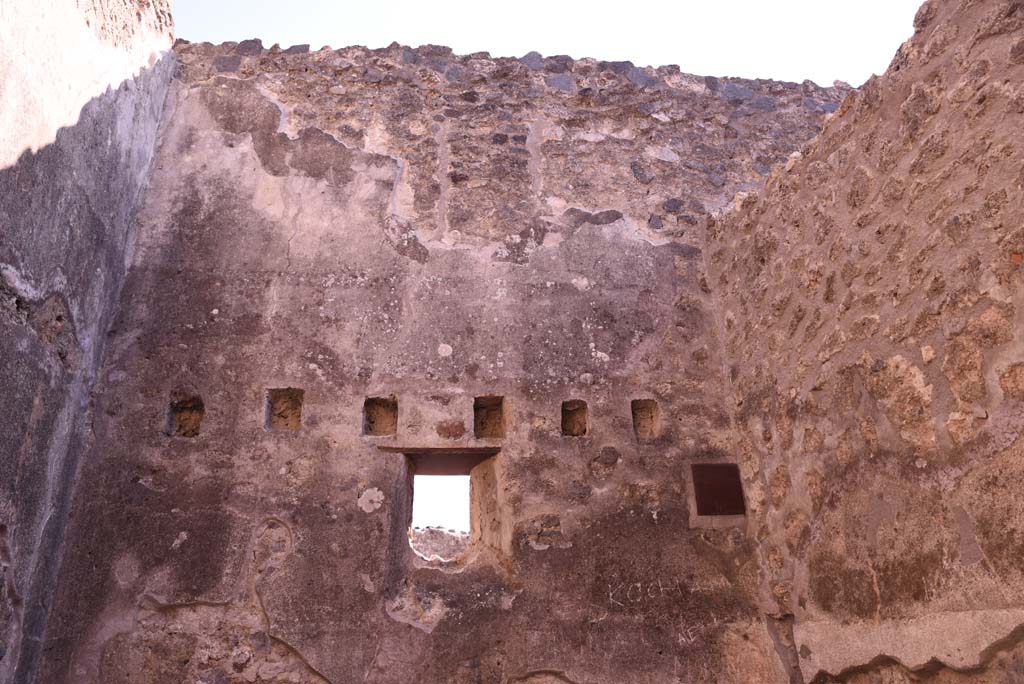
[265,388,303,432]
[692,463,746,516]
[561,399,588,436]
[395,447,500,563]
[363,396,398,436]
[631,399,660,441]
[167,391,204,437]
[473,395,505,438]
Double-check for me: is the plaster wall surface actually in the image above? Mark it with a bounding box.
[0,2,173,682]
[37,39,846,684]
[708,0,1024,680]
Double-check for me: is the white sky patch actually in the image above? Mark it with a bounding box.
[412,475,470,532]
[174,0,922,86]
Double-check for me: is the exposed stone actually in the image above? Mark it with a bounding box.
[519,51,545,70]
[545,73,575,92]
[943,336,986,404]
[722,82,754,101]
[631,160,655,184]
[626,66,657,88]
[1012,38,1024,63]
[234,38,263,55]
[213,54,241,72]
[708,0,1024,680]
[999,363,1024,400]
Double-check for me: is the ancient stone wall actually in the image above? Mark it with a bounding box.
[36,39,844,683]
[707,0,1024,680]
[21,1,1023,681]
[0,1,173,682]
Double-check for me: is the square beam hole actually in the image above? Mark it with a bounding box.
[474,396,505,438]
[692,463,746,516]
[561,400,588,436]
[265,388,303,432]
[166,391,204,437]
[364,396,398,436]
[631,399,660,440]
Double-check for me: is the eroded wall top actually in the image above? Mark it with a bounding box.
[172,38,848,254]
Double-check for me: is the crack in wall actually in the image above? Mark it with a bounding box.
[508,669,583,684]
[766,615,805,684]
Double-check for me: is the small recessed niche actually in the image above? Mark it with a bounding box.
[474,396,506,438]
[631,399,660,440]
[691,463,746,517]
[265,388,304,432]
[363,396,398,436]
[561,400,589,437]
[166,392,204,437]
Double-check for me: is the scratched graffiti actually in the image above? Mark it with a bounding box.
[604,575,731,608]
[677,619,720,645]
[606,579,683,607]
[597,577,730,652]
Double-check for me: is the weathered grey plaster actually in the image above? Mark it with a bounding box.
[0,2,173,682]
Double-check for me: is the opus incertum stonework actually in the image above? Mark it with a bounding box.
[3,1,1024,682]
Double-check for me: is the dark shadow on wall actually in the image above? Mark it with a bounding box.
[0,54,175,684]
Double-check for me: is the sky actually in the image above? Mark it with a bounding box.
[413,475,470,532]
[174,0,923,87]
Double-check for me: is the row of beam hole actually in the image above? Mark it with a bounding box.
[165,390,662,439]
[166,391,745,517]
